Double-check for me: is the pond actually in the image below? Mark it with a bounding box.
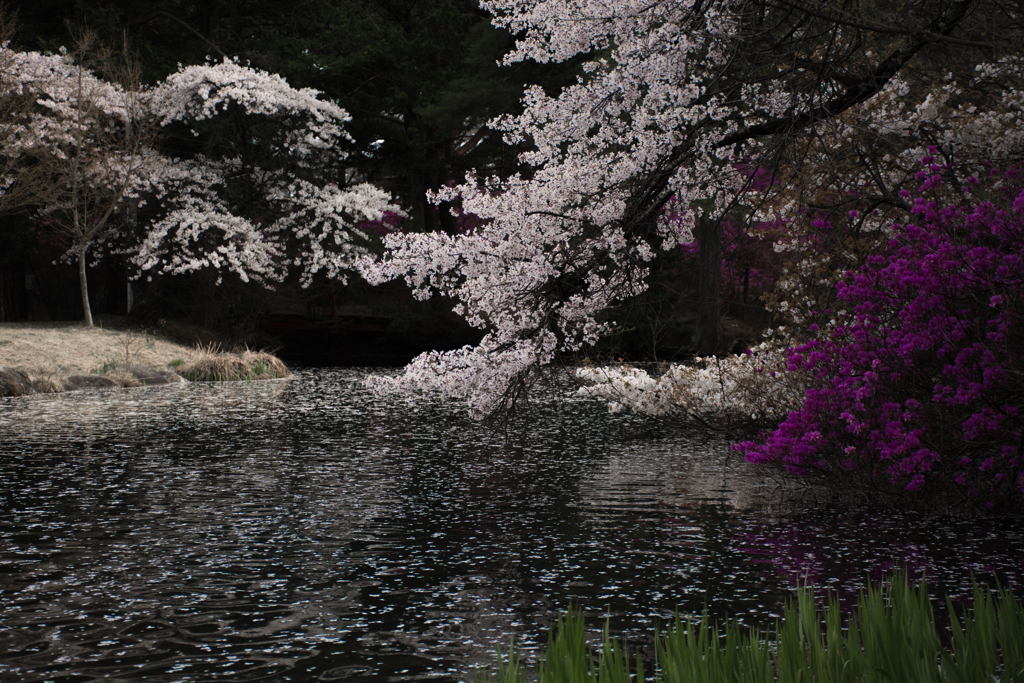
[1,369,1022,682]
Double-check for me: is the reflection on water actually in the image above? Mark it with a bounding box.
[0,369,1021,682]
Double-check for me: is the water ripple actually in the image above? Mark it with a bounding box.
[0,369,1021,681]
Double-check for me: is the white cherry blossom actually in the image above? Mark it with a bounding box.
[360,0,985,416]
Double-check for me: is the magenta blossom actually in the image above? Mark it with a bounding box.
[743,163,1024,512]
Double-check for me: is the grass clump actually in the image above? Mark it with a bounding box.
[96,362,143,387]
[178,345,289,382]
[481,574,1023,683]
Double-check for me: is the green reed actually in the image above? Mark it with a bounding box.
[479,573,1023,683]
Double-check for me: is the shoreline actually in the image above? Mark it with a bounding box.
[0,320,289,397]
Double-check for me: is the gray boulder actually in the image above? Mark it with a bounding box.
[63,374,120,390]
[128,364,185,386]
[0,367,33,397]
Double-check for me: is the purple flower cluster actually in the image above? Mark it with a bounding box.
[743,162,1024,511]
[355,210,406,238]
[677,216,786,307]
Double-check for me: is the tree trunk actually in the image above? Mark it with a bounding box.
[77,244,93,327]
[692,218,721,355]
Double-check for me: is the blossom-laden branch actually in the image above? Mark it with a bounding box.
[360,0,1005,417]
[1,32,157,326]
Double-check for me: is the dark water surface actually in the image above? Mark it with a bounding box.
[1,369,1021,682]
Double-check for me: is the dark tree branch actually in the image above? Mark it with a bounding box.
[127,10,228,59]
[773,0,1006,50]
[614,0,977,240]
[719,0,978,149]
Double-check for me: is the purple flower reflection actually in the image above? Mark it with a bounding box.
[733,507,1023,612]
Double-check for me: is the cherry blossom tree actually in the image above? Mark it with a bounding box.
[359,0,1013,417]
[0,12,61,216]
[1,37,400,324]
[138,58,400,288]
[0,34,155,326]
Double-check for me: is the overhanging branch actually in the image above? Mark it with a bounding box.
[127,11,228,60]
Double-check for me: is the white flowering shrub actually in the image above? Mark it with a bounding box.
[0,46,401,295]
[137,58,401,286]
[575,337,806,428]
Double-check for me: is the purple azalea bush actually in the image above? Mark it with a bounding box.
[355,210,407,238]
[677,216,786,310]
[743,161,1024,512]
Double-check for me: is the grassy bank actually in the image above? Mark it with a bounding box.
[1,320,289,396]
[480,575,1023,683]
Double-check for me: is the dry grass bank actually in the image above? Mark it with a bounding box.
[0,318,289,396]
